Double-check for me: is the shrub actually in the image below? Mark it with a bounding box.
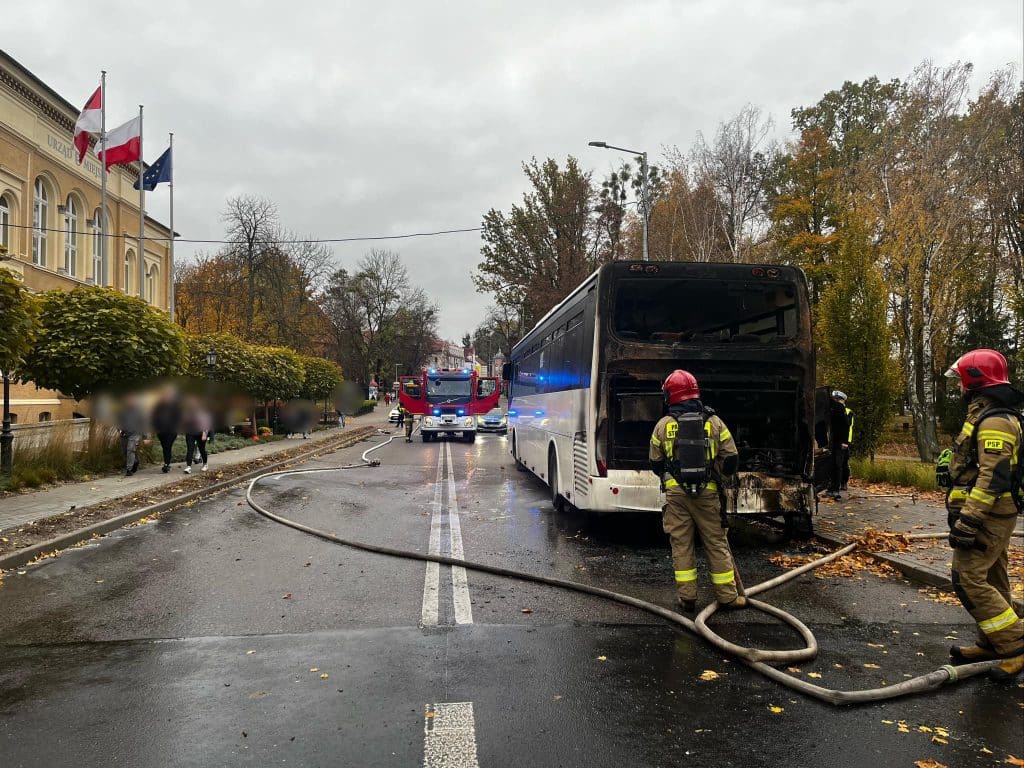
[355,399,377,416]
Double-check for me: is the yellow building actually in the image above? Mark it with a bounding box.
[0,48,173,422]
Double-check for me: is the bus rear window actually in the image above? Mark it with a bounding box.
[613,278,798,343]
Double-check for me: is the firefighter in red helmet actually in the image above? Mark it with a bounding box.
[649,369,743,613]
[939,349,1023,681]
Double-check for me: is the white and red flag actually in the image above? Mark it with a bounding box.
[96,116,141,170]
[73,86,102,164]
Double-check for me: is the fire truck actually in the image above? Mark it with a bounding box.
[398,368,501,442]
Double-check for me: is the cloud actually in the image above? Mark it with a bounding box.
[5,0,1020,340]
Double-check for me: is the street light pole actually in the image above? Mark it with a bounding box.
[588,140,650,262]
[1,372,12,477]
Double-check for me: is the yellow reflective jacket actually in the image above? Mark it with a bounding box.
[949,394,1021,521]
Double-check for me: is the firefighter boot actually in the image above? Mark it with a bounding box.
[990,652,1024,682]
[677,599,696,615]
[720,595,748,610]
[949,638,999,663]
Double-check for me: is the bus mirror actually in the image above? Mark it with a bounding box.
[502,362,513,380]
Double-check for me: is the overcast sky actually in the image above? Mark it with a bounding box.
[6,1,1021,340]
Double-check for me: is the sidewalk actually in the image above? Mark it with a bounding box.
[0,409,390,534]
[814,483,1023,590]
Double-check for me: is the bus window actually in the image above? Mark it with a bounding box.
[613,278,798,343]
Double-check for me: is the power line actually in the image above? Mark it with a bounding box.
[0,221,483,244]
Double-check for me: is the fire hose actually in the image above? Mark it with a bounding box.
[246,429,1020,706]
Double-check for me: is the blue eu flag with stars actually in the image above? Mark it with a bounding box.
[133,146,172,191]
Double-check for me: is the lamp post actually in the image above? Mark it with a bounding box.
[1,371,12,477]
[588,140,650,262]
[205,348,218,380]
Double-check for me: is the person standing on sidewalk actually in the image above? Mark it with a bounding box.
[336,407,346,428]
[117,394,148,477]
[649,369,744,614]
[942,348,1023,681]
[150,386,181,474]
[828,390,851,500]
[182,396,212,474]
[841,397,854,491]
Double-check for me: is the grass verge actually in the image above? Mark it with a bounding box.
[850,457,937,492]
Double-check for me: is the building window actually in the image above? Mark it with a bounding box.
[92,208,105,285]
[0,194,9,251]
[38,412,51,423]
[63,196,78,277]
[124,249,135,293]
[32,177,48,265]
[145,263,158,304]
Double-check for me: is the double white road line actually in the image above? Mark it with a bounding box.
[421,441,473,626]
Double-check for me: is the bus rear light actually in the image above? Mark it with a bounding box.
[596,459,607,477]
[611,487,619,495]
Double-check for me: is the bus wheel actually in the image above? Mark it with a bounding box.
[784,511,813,540]
[512,434,526,471]
[549,450,566,513]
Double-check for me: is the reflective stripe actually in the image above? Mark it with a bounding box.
[979,607,1020,635]
[960,422,975,436]
[710,570,735,585]
[949,488,968,503]
[969,487,998,506]
[663,479,718,492]
[977,429,1017,444]
[674,569,698,583]
[705,481,718,492]
[650,436,662,448]
[719,427,732,442]
[845,408,854,443]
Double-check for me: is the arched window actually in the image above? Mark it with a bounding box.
[124,249,135,294]
[91,208,106,285]
[32,177,48,265]
[145,263,158,304]
[63,196,78,277]
[0,194,10,251]
[38,412,52,423]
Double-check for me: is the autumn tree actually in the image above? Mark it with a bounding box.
[0,264,39,377]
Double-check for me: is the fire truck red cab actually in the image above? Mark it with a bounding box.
[399,368,500,443]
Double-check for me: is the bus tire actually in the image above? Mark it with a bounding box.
[549,448,566,513]
[512,433,526,471]
[784,511,813,540]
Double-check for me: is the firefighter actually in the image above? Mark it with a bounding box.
[941,349,1023,681]
[841,395,854,491]
[404,407,415,442]
[828,390,851,500]
[649,369,744,614]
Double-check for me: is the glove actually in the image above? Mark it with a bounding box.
[949,514,985,550]
[935,449,953,489]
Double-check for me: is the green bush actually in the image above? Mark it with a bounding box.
[355,399,377,416]
[849,457,936,492]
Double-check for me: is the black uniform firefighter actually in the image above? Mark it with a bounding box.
[938,349,1023,681]
[649,370,745,614]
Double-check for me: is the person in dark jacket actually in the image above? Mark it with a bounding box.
[117,394,148,476]
[828,390,851,500]
[182,396,212,474]
[150,386,182,473]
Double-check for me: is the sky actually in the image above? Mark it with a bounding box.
[5,1,1021,340]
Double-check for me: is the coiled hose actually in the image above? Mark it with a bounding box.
[246,430,1006,706]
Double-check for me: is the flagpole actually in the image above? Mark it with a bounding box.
[99,71,107,284]
[138,104,145,300]
[168,131,175,322]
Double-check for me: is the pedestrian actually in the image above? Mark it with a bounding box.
[940,348,1023,681]
[828,390,851,500]
[182,396,211,474]
[117,393,148,476]
[150,386,181,474]
[649,369,744,614]
[336,407,346,428]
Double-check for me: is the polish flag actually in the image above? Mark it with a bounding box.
[73,86,102,164]
[95,116,141,170]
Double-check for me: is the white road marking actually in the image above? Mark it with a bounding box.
[445,441,474,625]
[420,446,445,626]
[423,702,480,768]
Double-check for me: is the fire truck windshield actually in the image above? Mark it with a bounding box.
[426,377,472,404]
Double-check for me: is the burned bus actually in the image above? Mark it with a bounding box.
[505,261,816,535]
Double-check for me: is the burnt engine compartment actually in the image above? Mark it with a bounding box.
[602,367,810,477]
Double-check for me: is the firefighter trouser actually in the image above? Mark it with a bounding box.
[951,502,1023,655]
[662,490,739,604]
[405,418,413,439]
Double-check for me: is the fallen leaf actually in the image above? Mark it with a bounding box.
[918,726,933,733]
[931,736,948,745]
[699,670,720,681]
[807,672,823,679]
[309,667,319,672]
[866,642,885,649]
[914,760,947,768]
[768,705,784,714]
[245,650,256,655]
[980,748,993,755]
[786,666,801,674]
[864,663,881,669]
[596,655,608,662]
[1007,757,1024,767]
[319,673,329,679]
[521,607,533,614]
[282,593,293,600]
[882,720,894,725]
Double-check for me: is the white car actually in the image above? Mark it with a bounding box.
[388,408,400,423]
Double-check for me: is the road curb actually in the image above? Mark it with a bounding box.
[0,426,381,572]
[814,528,952,591]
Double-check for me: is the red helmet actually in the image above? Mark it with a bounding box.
[944,349,1010,393]
[663,369,700,405]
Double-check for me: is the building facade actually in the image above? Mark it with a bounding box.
[0,48,173,422]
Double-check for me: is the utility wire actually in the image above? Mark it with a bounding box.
[0,221,483,244]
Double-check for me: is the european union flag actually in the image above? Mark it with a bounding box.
[133,146,172,191]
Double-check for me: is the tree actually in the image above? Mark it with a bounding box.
[254,347,306,402]
[186,332,260,397]
[475,156,606,323]
[817,218,899,459]
[23,287,187,400]
[0,264,39,376]
[300,356,343,403]
[222,195,279,338]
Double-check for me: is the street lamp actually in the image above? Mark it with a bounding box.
[1,371,12,477]
[588,140,650,262]
[205,348,218,378]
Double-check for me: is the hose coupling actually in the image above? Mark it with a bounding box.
[940,664,958,683]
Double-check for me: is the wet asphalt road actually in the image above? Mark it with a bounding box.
[1,430,1021,767]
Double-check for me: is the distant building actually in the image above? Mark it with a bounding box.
[0,48,173,422]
